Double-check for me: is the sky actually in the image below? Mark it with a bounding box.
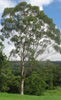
[0,0,61,60]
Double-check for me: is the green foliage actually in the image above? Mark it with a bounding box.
[32,6,39,13]
[38,11,55,28]
[8,75,21,93]
[0,52,12,92]
[43,86,61,96]
[24,74,46,95]
[11,35,19,42]
[2,8,14,17]
[0,42,4,52]
[54,45,61,53]
[0,35,4,51]
[15,2,27,11]
[7,61,61,95]
[0,35,4,41]
[0,59,61,95]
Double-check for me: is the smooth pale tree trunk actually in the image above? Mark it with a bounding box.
[21,59,24,95]
[21,77,24,95]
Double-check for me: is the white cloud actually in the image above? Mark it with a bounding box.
[29,0,53,6]
[18,0,54,10]
[46,53,61,61]
[26,0,54,10]
[0,0,16,16]
[0,24,2,29]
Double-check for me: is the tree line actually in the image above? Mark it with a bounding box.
[0,53,61,95]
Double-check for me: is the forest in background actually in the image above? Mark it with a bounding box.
[0,53,61,96]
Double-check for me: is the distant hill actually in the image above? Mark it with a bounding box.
[9,61,61,75]
[9,61,61,69]
[10,61,61,66]
[51,61,61,65]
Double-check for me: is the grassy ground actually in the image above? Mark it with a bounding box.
[43,90,61,96]
[0,93,61,100]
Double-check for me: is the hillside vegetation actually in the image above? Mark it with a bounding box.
[0,54,61,96]
[8,61,61,95]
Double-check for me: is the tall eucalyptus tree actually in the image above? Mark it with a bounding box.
[1,2,61,95]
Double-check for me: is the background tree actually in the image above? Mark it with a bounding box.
[0,51,12,92]
[0,35,12,92]
[1,2,61,95]
[0,35,4,52]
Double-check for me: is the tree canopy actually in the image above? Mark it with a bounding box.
[1,2,61,59]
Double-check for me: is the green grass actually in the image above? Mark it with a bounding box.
[43,90,61,96]
[0,93,61,100]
